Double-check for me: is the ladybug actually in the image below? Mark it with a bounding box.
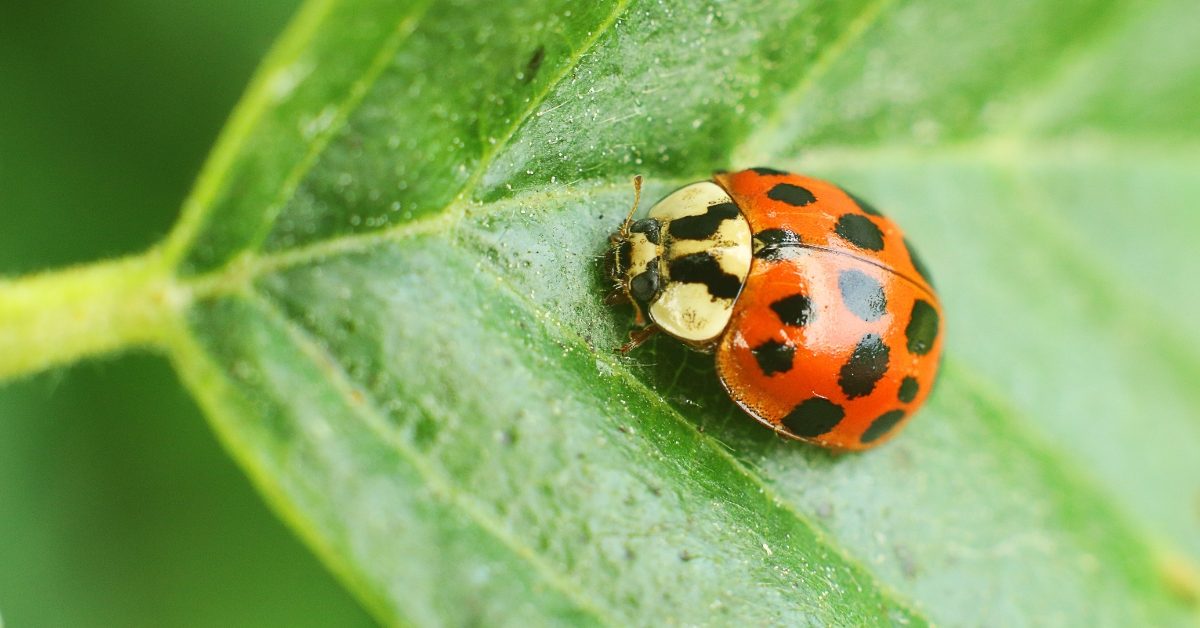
[606,168,943,451]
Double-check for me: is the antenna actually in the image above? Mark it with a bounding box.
[619,175,643,236]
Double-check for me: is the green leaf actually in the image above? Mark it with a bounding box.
[4,0,1200,624]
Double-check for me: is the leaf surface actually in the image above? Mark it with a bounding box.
[162,0,1200,624]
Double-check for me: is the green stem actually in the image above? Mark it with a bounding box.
[0,249,183,380]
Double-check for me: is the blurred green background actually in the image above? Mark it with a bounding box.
[0,1,373,625]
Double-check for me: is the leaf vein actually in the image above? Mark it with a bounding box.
[186,178,665,298]
[732,0,896,164]
[442,0,635,226]
[244,288,622,626]
[244,0,436,255]
[164,0,341,263]
[165,302,399,623]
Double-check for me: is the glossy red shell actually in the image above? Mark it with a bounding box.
[712,169,944,451]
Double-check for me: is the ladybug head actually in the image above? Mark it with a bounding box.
[605,176,663,325]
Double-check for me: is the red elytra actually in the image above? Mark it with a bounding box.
[612,168,944,451]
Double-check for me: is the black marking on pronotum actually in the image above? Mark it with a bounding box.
[751,339,795,376]
[770,294,815,327]
[905,236,935,286]
[838,333,890,399]
[838,269,887,322]
[667,252,742,300]
[861,409,905,444]
[898,376,919,403]
[521,45,545,83]
[782,398,845,437]
[753,228,803,260]
[630,218,661,245]
[668,202,740,240]
[629,257,661,305]
[905,299,939,355]
[767,183,817,207]
[845,190,883,216]
[615,239,633,276]
[750,167,788,176]
[834,214,885,251]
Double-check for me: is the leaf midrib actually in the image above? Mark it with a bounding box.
[179,132,1200,302]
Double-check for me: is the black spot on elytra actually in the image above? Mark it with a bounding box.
[521,45,545,83]
[782,398,845,437]
[756,229,802,248]
[905,300,939,355]
[667,252,742,300]
[630,218,661,244]
[861,409,906,444]
[898,376,919,403]
[752,339,795,376]
[838,333,890,399]
[629,258,660,305]
[905,236,935,286]
[754,228,803,261]
[770,294,815,327]
[845,190,883,216]
[750,167,788,176]
[668,202,740,240]
[767,183,817,207]
[838,269,887,322]
[834,214,885,251]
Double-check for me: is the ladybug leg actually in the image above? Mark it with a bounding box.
[618,324,660,354]
[604,287,629,306]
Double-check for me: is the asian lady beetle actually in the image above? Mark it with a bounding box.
[607,168,943,451]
